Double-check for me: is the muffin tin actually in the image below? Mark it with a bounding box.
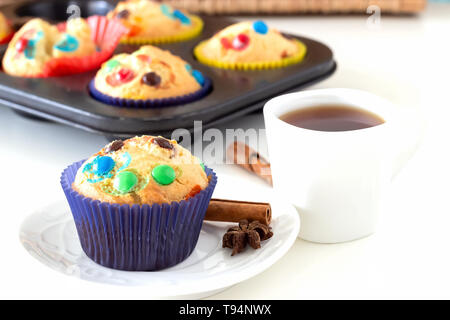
[0,0,336,138]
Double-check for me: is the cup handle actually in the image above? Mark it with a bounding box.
[391,107,425,179]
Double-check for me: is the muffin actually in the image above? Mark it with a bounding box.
[89,45,210,107]
[52,18,96,58]
[2,18,96,77]
[0,11,13,44]
[61,135,217,270]
[2,16,127,77]
[107,0,203,44]
[194,20,307,70]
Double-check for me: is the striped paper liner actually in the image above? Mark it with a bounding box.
[60,160,217,271]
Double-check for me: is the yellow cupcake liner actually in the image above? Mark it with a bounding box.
[194,39,307,71]
[120,16,204,45]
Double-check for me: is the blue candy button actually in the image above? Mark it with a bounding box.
[24,31,44,60]
[191,70,204,86]
[24,41,36,60]
[253,20,268,34]
[160,4,172,17]
[173,10,191,25]
[92,156,115,176]
[54,34,79,52]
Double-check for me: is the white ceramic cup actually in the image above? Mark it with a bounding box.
[263,88,422,243]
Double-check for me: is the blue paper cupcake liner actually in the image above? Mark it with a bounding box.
[60,160,217,271]
[88,77,212,108]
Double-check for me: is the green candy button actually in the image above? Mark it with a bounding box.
[105,59,120,72]
[113,170,138,193]
[152,164,176,185]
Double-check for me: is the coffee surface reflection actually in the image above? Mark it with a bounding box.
[279,104,385,132]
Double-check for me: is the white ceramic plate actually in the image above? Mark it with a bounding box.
[19,198,300,299]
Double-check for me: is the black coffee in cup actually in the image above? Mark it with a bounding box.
[279,104,385,132]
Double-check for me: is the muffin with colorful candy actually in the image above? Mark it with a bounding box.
[2,17,127,77]
[0,11,14,44]
[194,20,307,70]
[89,45,210,107]
[60,135,217,270]
[107,0,203,44]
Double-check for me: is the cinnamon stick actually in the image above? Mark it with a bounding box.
[226,141,272,185]
[205,198,272,226]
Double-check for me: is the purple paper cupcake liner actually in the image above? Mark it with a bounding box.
[60,160,217,271]
[88,77,212,108]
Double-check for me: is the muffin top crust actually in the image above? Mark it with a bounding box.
[72,135,209,205]
[2,18,96,76]
[197,21,301,64]
[94,45,204,100]
[107,0,201,40]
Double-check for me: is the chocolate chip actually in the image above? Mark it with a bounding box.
[116,9,130,19]
[153,137,173,150]
[142,72,161,87]
[105,140,124,153]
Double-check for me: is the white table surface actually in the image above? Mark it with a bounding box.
[1,3,450,299]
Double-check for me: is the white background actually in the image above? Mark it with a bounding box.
[1,3,449,299]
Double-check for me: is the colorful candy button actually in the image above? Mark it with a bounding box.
[113,170,138,193]
[54,34,79,52]
[152,164,176,185]
[105,59,120,73]
[220,37,232,49]
[15,38,28,53]
[191,70,204,86]
[106,68,135,87]
[160,4,191,25]
[117,68,135,82]
[232,34,250,50]
[24,44,36,59]
[22,31,44,60]
[253,20,268,34]
[185,64,205,86]
[221,34,250,51]
[200,162,205,171]
[173,10,191,25]
[160,4,172,17]
[136,54,152,64]
[92,156,115,176]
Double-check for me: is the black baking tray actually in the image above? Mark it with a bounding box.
[0,0,336,138]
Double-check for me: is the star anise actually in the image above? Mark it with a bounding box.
[222,219,273,256]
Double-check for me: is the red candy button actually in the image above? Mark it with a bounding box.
[221,34,250,51]
[232,33,250,50]
[220,37,232,49]
[106,68,135,87]
[136,54,152,64]
[15,38,28,53]
[117,68,134,82]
